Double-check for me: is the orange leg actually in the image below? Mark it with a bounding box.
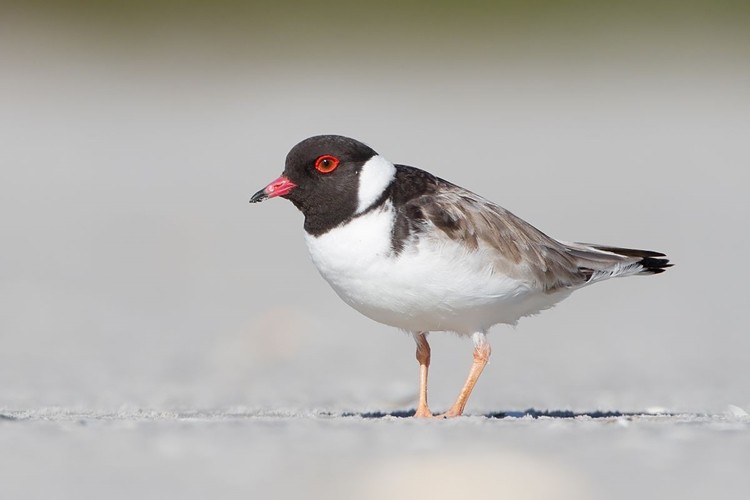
[413,332,433,418]
[441,332,491,417]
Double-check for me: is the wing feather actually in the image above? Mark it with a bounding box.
[390,165,670,290]
[397,181,587,290]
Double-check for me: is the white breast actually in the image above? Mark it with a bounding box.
[304,203,570,335]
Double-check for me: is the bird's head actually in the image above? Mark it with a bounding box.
[249,135,396,233]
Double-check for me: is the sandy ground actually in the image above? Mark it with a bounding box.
[1,6,750,499]
[2,408,749,500]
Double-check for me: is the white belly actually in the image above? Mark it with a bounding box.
[304,205,570,335]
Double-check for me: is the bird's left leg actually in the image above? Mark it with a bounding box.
[441,331,491,417]
[413,331,433,418]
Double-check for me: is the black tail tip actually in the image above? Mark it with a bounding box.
[639,256,673,274]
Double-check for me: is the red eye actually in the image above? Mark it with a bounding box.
[314,155,340,173]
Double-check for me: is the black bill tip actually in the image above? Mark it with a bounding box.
[249,188,268,203]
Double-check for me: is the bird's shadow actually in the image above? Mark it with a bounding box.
[339,408,672,419]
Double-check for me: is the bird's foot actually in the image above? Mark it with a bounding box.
[413,406,465,419]
[414,405,433,418]
[435,405,465,418]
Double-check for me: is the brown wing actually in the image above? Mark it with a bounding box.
[390,165,669,290]
[411,186,591,290]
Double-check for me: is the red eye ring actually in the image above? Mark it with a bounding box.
[314,155,340,174]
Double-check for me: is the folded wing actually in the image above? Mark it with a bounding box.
[394,173,671,292]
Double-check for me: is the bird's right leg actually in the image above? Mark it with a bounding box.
[413,331,433,418]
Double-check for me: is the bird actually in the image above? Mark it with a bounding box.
[249,135,671,418]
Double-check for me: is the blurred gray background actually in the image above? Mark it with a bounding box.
[1,1,748,498]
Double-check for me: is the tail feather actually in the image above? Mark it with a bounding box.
[581,245,665,260]
[588,244,672,275]
[562,242,673,283]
